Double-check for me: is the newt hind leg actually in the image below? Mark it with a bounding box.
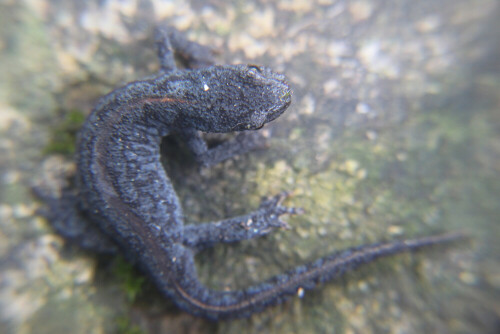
[33,187,118,254]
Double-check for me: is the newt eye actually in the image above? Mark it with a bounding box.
[247,64,262,73]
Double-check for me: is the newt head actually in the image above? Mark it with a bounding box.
[241,64,293,128]
[173,64,292,133]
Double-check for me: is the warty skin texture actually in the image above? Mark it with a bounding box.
[37,27,465,320]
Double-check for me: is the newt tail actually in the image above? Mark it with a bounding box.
[163,231,466,319]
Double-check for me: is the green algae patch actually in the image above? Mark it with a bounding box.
[113,257,146,303]
[43,109,86,155]
[116,315,145,334]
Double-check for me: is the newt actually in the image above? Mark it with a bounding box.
[36,26,464,320]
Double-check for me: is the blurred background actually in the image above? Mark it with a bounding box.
[1,0,499,333]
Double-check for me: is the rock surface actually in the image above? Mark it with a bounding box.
[1,0,499,333]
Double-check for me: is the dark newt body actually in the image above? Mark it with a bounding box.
[38,27,464,320]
